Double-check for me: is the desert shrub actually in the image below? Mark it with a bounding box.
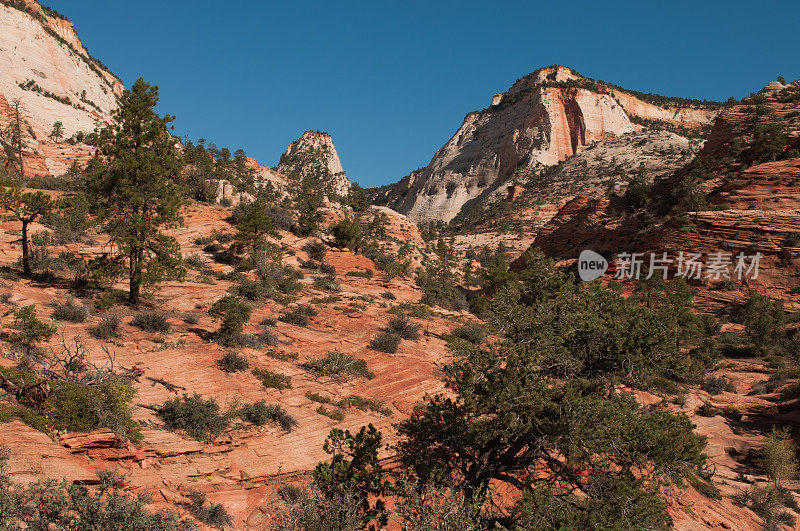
[184,252,208,270]
[131,311,170,333]
[239,400,298,431]
[696,402,718,417]
[689,476,722,500]
[218,350,249,373]
[369,331,400,353]
[90,315,122,340]
[319,262,337,276]
[313,275,342,292]
[49,377,141,442]
[700,375,735,395]
[157,393,229,442]
[386,315,420,340]
[0,449,193,529]
[9,305,56,354]
[330,218,362,250]
[280,304,318,327]
[316,404,346,421]
[256,263,304,295]
[252,367,292,390]
[51,299,90,323]
[304,351,374,380]
[208,295,252,339]
[346,269,373,279]
[232,277,271,301]
[186,490,233,529]
[303,240,328,261]
[740,292,786,355]
[758,427,799,487]
[380,291,396,300]
[722,406,743,422]
[451,322,485,344]
[257,328,279,346]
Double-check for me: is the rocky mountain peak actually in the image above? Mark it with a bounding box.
[276,130,351,197]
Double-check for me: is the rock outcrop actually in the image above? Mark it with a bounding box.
[276,130,351,197]
[0,0,121,176]
[374,65,720,223]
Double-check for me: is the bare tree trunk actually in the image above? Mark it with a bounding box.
[21,220,30,276]
[129,248,141,305]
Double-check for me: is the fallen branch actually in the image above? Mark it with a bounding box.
[145,376,186,393]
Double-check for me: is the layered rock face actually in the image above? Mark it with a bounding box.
[521,82,800,308]
[375,65,720,223]
[0,0,121,176]
[276,130,351,197]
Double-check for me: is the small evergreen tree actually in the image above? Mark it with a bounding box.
[0,187,54,276]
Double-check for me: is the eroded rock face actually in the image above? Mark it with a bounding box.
[276,130,351,197]
[0,0,121,176]
[375,65,719,223]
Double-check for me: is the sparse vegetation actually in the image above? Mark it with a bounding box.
[280,304,318,327]
[51,299,90,323]
[252,367,293,390]
[90,315,122,340]
[218,350,249,373]
[368,331,400,353]
[304,351,374,380]
[157,393,229,442]
[239,400,298,431]
[132,311,170,333]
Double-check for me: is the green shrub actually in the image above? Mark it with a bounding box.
[218,350,249,373]
[303,240,328,261]
[186,490,233,529]
[132,311,170,333]
[252,367,292,390]
[313,275,342,292]
[722,406,743,422]
[280,304,318,327]
[0,449,193,529]
[451,322,485,344]
[316,404,345,421]
[257,328,279,346]
[8,305,56,353]
[369,331,400,353]
[208,295,252,339]
[303,351,374,380]
[346,269,373,279]
[51,299,90,322]
[49,377,141,442]
[689,476,722,500]
[700,375,735,395]
[239,400,298,431]
[386,315,420,340]
[157,393,229,441]
[330,218,362,250]
[184,252,208,270]
[90,315,122,340]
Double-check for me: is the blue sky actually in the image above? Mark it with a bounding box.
[50,0,800,188]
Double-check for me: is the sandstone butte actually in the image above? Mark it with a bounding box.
[1,1,800,529]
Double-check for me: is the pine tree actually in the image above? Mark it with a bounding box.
[1,99,27,176]
[49,121,64,143]
[0,187,53,276]
[86,78,185,304]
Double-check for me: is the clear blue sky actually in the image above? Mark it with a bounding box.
[49,0,800,188]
